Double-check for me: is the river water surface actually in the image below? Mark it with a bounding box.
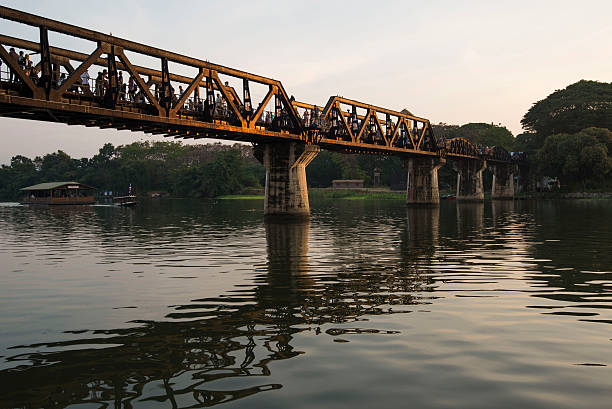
[0,198,611,408]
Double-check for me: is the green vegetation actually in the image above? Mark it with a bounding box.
[309,189,404,200]
[521,80,612,136]
[515,80,612,191]
[0,142,265,201]
[217,195,264,200]
[537,127,612,191]
[433,122,515,150]
[307,151,404,188]
[342,193,404,201]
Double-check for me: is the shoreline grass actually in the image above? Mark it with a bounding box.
[309,189,405,200]
[217,195,264,200]
[216,190,612,201]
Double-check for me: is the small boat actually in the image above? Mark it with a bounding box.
[113,195,137,207]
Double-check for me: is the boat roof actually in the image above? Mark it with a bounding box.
[20,181,96,191]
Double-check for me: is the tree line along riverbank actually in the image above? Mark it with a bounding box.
[1,80,611,201]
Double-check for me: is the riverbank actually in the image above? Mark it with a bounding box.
[215,189,612,201]
[216,188,408,201]
[515,191,612,200]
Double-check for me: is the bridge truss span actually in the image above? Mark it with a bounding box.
[292,97,438,156]
[0,5,472,160]
[440,137,480,159]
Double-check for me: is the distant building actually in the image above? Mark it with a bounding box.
[537,176,560,191]
[20,181,95,205]
[332,180,364,189]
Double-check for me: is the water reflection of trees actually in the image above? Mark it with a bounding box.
[0,213,438,408]
[520,201,612,315]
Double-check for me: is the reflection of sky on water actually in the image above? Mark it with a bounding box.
[0,199,611,408]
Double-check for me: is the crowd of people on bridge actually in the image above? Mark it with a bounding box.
[432,137,527,161]
[510,151,527,160]
[1,48,38,84]
[1,48,290,125]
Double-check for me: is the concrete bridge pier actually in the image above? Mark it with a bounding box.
[453,160,486,201]
[258,142,320,218]
[405,157,445,205]
[490,163,515,200]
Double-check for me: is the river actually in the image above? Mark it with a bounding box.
[0,198,611,408]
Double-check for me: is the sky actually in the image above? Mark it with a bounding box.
[1,0,611,164]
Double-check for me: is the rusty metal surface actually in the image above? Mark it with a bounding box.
[0,6,514,162]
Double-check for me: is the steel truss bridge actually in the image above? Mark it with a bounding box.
[0,6,517,164]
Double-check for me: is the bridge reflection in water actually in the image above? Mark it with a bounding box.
[0,211,439,408]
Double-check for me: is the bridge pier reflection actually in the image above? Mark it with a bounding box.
[491,199,515,224]
[400,206,439,282]
[264,219,311,281]
[405,206,440,248]
[456,202,485,236]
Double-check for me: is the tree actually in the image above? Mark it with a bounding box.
[513,132,544,155]
[308,151,343,187]
[432,123,460,139]
[0,156,39,200]
[537,127,612,190]
[434,122,514,150]
[456,123,514,150]
[40,150,78,181]
[522,80,612,136]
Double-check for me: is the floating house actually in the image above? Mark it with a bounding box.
[20,181,95,205]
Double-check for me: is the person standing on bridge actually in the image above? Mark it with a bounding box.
[102,69,108,94]
[128,75,135,102]
[8,48,18,82]
[95,71,103,96]
[80,69,90,93]
[56,72,66,88]
[17,51,25,71]
[215,94,224,116]
[117,72,124,100]
[24,54,32,71]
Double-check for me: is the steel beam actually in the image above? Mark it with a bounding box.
[39,26,53,99]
